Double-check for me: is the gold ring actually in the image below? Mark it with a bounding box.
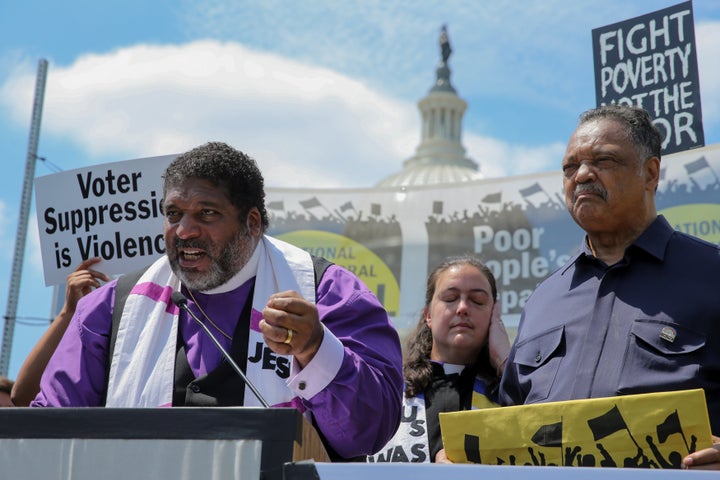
[283,328,293,345]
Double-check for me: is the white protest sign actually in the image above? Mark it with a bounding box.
[34,154,175,285]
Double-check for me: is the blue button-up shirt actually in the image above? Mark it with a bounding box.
[499,215,720,434]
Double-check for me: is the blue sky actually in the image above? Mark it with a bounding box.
[1,0,719,378]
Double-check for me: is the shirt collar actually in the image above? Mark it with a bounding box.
[560,215,671,274]
[441,363,465,375]
[632,215,673,261]
[430,360,471,376]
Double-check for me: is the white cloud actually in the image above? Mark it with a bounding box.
[2,41,420,188]
[466,133,566,178]
[697,21,720,129]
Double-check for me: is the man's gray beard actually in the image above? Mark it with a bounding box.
[169,230,254,291]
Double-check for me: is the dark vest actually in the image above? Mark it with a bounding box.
[172,284,255,406]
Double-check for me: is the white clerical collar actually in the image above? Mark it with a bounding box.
[442,363,465,375]
[199,237,263,295]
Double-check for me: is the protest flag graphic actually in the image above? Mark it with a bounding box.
[519,182,543,197]
[657,411,683,443]
[587,405,629,441]
[684,157,710,175]
[299,196,322,209]
[339,201,355,212]
[481,192,502,204]
[587,404,648,465]
[464,434,482,463]
[656,410,690,452]
[531,420,563,448]
[519,182,558,208]
[530,420,564,465]
[683,156,719,189]
[334,201,356,222]
[299,196,340,221]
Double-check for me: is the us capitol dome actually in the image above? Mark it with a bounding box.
[376,25,482,188]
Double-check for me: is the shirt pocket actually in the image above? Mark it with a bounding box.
[513,325,564,403]
[618,319,705,394]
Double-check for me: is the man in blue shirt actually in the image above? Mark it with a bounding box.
[498,104,720,469]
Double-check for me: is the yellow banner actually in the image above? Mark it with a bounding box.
[440,389,712,468]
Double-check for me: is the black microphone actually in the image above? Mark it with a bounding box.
[171,290,270,408]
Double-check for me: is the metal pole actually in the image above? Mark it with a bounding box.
[0,59,49,376]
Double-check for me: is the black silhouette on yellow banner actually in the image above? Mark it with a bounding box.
[585,407,697,468]
[453,395,708,469]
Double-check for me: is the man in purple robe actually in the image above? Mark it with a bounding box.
[32,141,403,461]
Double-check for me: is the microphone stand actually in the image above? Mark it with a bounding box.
[171,291,270,408]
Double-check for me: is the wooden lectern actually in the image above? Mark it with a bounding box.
[0,407,328,480]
